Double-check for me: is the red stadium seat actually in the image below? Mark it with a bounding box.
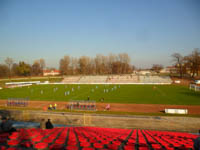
[43,137,54,143]
[0,126,198,150]
[0,146,7,150]
[7,148,22,150]
[20,141,33,148]
[31,136,43,143]
[93,143,104,149]
[65,145,79,150]
[49,144,64,150]
[34,142,48,149]
[80,142,91,147]
[107,144,119,150]
[7,139,20,146]
[82,148,95,150]
[55,138,66,144]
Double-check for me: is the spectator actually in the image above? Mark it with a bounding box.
[104,104,110,111]
[0,117,16,133]
[43,106,47,111]
[46,119,54,129]
[194,137,200,150]
[48,104,53,110]
[40,119,46,130]
[54,103,57,110]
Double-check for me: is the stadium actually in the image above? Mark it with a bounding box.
[0,74,200,150]
[1,0,200,149]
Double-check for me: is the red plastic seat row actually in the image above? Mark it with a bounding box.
[1,127,198,150]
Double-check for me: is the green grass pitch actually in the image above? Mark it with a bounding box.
[0,84,200,105]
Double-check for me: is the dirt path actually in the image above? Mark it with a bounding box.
[0,100,200,115]
[96,103,200,114]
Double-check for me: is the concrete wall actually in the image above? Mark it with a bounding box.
[0,110,200,133]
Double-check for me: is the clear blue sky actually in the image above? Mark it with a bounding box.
[0,0,199,68]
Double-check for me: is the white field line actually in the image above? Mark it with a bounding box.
[0,76,62,81]
[39,82,172,85]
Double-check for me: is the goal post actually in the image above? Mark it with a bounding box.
[189,84,200,92]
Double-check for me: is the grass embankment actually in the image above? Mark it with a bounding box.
[0,84,200,105]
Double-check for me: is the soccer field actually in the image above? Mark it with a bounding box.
[0,84,200,105]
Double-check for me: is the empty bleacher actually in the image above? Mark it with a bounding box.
[62,76,81,83]
[62,75,172,84]
[139,76,172,84]
[107,75,139,83]
[0,127,197,150]
[79,76,108,83]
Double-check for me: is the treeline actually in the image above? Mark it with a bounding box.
[0,53,133,78]
[172,48,200,78]
[59,53,134,75]
[0,58,45,78]
[1,49,199,78]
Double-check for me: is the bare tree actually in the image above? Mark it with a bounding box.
[39,58,45,70]
[11,63,19,77]
[88,58,96,75]
[190,49,200,76]
[184,49,200,77]
[79,56,91,74]
[4,57,13,78]
[151,64,163,73]
[118,53,131,64]
[95,54,103,74]
[112,61,121,74]
[171,53,185,78]
[70,57,79,75]
[0,64,9,77]
[59,56,71,75]
[59,53,133,75]
[32,60,42,76]
[108,53,117,74]
[101,55,109,74]
[117,53,131,74]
